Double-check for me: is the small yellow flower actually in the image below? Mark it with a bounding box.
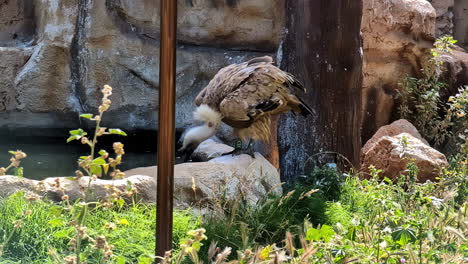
[118,219,129,225]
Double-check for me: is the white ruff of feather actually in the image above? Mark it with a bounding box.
[181,125,215,150]
[193,104,222,126]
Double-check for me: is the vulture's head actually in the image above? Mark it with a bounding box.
[176,105,222,162]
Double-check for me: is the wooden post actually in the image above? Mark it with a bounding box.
[156,0,177,258]
[279,0,363,181]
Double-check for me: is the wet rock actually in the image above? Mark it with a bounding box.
[125,152,282,208]
[361,132,448,182]
[361,0,436,141]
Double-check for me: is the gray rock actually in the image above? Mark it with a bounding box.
[125,152,282,208]
[0,0,279,132]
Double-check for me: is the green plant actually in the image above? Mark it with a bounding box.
[398,36,468,158]
[0,150,27,177]
[0,191,199,263]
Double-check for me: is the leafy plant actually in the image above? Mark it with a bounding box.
[0,150,27,177]
[398,36,467,158]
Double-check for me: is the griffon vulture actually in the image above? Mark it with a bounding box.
[177,56,312,161]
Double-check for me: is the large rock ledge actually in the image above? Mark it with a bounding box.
[0,153,281,209]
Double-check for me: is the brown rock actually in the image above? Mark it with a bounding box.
[361,0,436,141]
[362,119,429,154]
[361,133,448,182]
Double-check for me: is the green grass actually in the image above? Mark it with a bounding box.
[0,192,199,263]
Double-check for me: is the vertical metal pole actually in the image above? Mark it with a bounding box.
[156,0,177,258]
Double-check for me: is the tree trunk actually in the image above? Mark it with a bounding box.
[278,0,363,182]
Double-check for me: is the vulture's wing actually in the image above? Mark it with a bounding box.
[219,64,311,129]
[194,56,274,107]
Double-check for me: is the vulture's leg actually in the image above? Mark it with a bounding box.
[222,139,255,159]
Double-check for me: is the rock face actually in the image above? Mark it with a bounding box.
[361,0,436,141]
[441,46,468,97]
[454,0,468,48]
[361,122,448,182]
[431,0,455,37]
[125,152,282,208]
[0,0,284,131]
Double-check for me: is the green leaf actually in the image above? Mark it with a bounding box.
[93,157,107,165]
[116,198,125,208]
[392,227,417,246]
[109,128,128,136]
[79,114,93,120]
[53,228,73,239]
[319,225,335,242]
[49,205,63,217]
[69,129,87,136]
[138,257,151,264]
[48,218,65,228]
[14,167,23,178]
[116,256,126,264]
[98,150,108,156]
[306,228,321,241]
[66,135,81,143]
[90,164,102,177]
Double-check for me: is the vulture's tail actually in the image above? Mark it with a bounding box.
[298,98,313,117]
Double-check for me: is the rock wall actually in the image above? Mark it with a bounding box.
[361,0,436,141]
[454,0,468,48]
[431,0,455,37]
[0,0,284,131]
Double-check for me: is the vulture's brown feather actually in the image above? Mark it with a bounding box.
[194,56,311,142]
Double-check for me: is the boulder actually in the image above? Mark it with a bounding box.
[0,175,156,203]
[125,152,282,208]
[362,119,429,154]
[361,132,448,182]
[361,0,436,141]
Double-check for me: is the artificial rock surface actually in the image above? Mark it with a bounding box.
[361,0,436,141]
[0,0,283,132]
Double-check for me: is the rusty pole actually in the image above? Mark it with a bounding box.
[156,0,177,258]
